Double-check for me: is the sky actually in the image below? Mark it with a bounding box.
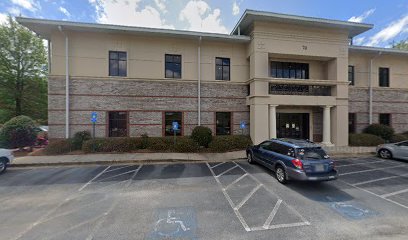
[1,0,408,47]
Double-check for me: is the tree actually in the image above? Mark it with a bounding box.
[0,15,47,123]
[391,39,408,50]
[0,115,37,150]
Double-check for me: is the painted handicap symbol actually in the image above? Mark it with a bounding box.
[155,210,190,236]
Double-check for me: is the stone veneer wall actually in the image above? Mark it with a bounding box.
[48,76,250,138]
[349,87,408,133]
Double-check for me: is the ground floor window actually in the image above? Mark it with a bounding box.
[164,112,182,136]
[216,112,231,135]
[349,113,356,133]
[379,113,391,126]
[108,111,128,137]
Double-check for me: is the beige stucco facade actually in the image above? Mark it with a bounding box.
[18,10,408,146]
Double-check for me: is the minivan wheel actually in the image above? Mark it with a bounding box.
[378,149,392,159]
[275,166,287,184]
[0,158,7,174]
[247,152,254,164]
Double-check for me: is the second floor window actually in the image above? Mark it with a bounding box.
[379,67,389,87]
[215,57,230,80]
[271,61,309,79]
[109,51,127,76]
[165,54,182,78]
[348,65,355,85]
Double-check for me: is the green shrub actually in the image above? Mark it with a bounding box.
[363,124,394,141]
[147,137,172,151]
[349,133,384,146]
[0,116,37,149]
[44,139,73,155]
[191,126,213,147]
[209,135,253,152]
[390,134,408,143]
[71,131,91,150]
[174,137,199,152]
[82,138,141,153]
[140,133,149,149]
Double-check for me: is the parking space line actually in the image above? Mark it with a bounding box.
[353,173,408,186]
[78,166,111,192]
[252,222,311,231]
[263,199,282,229]
[216,165,238,177]
[96,169,138,182]
[339,164,405,176]
[336,160,386,167]
[104,165,132,173]
[224,173,248,190]
[381,188,408,198]
[234,184,262,210]
[338,179,408,210]
[210,162,226,169]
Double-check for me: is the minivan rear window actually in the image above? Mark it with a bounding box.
[297,147,328,159]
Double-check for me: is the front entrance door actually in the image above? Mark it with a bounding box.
[277,113,309,139]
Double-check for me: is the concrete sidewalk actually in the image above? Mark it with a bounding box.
[11,151,247,167]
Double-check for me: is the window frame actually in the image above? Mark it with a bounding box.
[108,51,127,77]
[348,65,355,86]
[215,112,232,135]
[163,111,183,136]
[165,54,182,79]
[379,67,390,87]
[379,113,391,126]
[107,111,129,137]
[215,57,231,81]
[270,61,309,79]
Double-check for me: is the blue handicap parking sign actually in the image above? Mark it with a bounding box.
[172,121,179,131]
[240,121,246,129]
[91,112,98,123]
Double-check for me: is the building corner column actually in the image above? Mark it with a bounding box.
[269,105,278,139]
[322,106,333,146]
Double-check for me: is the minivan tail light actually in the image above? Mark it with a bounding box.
[291,159,303,170]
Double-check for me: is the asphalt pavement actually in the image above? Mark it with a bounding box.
[0,156,407,240]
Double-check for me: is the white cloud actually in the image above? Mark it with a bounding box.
[59,6,70,17]
[7,7,21,15]
[353,36,365,45]
[154,0,167,13]
[89,0,174,29]
[348,8,375,23]
[0,13,8,24]
[11,0,40,12]
[232,1,239,16]
[366,15,408,46]
[179,0,228,33]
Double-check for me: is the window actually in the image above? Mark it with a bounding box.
[379,67,389,87]
[348,65,355,85]
[268,142,292,156]
[108,111,128,137]
[165,54,182,78]
[215,57,230,80]
[109,51,127,76]
[271,61,309,79]
[349,113,356,133]
[216,112,231,135]
[164,112,182,136]
[379,113,391,126]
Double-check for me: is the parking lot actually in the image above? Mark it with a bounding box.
[0,156,407,240]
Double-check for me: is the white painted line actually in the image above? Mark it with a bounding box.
[234,184,262,210]
[104,165,132,173]
[336,160,386,167]
[206,162,251,232]
[353,173,408,186]
[216,165,238,177]
[210,162,226,169]
[339,164,405,176]
[338,179,408,209]
[96,169,137,182]
[263,199,282,229]
[224,173,248,190]
[381,188,408,198]
[78,166,110,192]
[251,221,310,231]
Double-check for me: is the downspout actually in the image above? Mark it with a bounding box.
[58,26,69,138]
[369,51,382,124]
[198,36,202,126]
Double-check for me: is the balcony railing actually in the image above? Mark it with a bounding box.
[269,83,332,96]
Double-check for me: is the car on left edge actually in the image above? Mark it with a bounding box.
[0,149,14,174]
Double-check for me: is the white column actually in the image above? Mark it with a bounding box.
[322,106,333,146]
[269,105,278,139]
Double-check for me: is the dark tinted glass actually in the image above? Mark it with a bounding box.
[109,51,127,76]
[165,54,182,78]
[216,112,231,135]
[165,112,182,136]
[297,147,328,159]
[109,111,128,137]
[379,113,390,126]
[215,57,230,81]
[379,67,389,87]
[348,65,355,85]
[271,61,309,79]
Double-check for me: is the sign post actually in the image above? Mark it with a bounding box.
[91,112,98,152]
[172,121,179,146]
[240,121,246,135]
